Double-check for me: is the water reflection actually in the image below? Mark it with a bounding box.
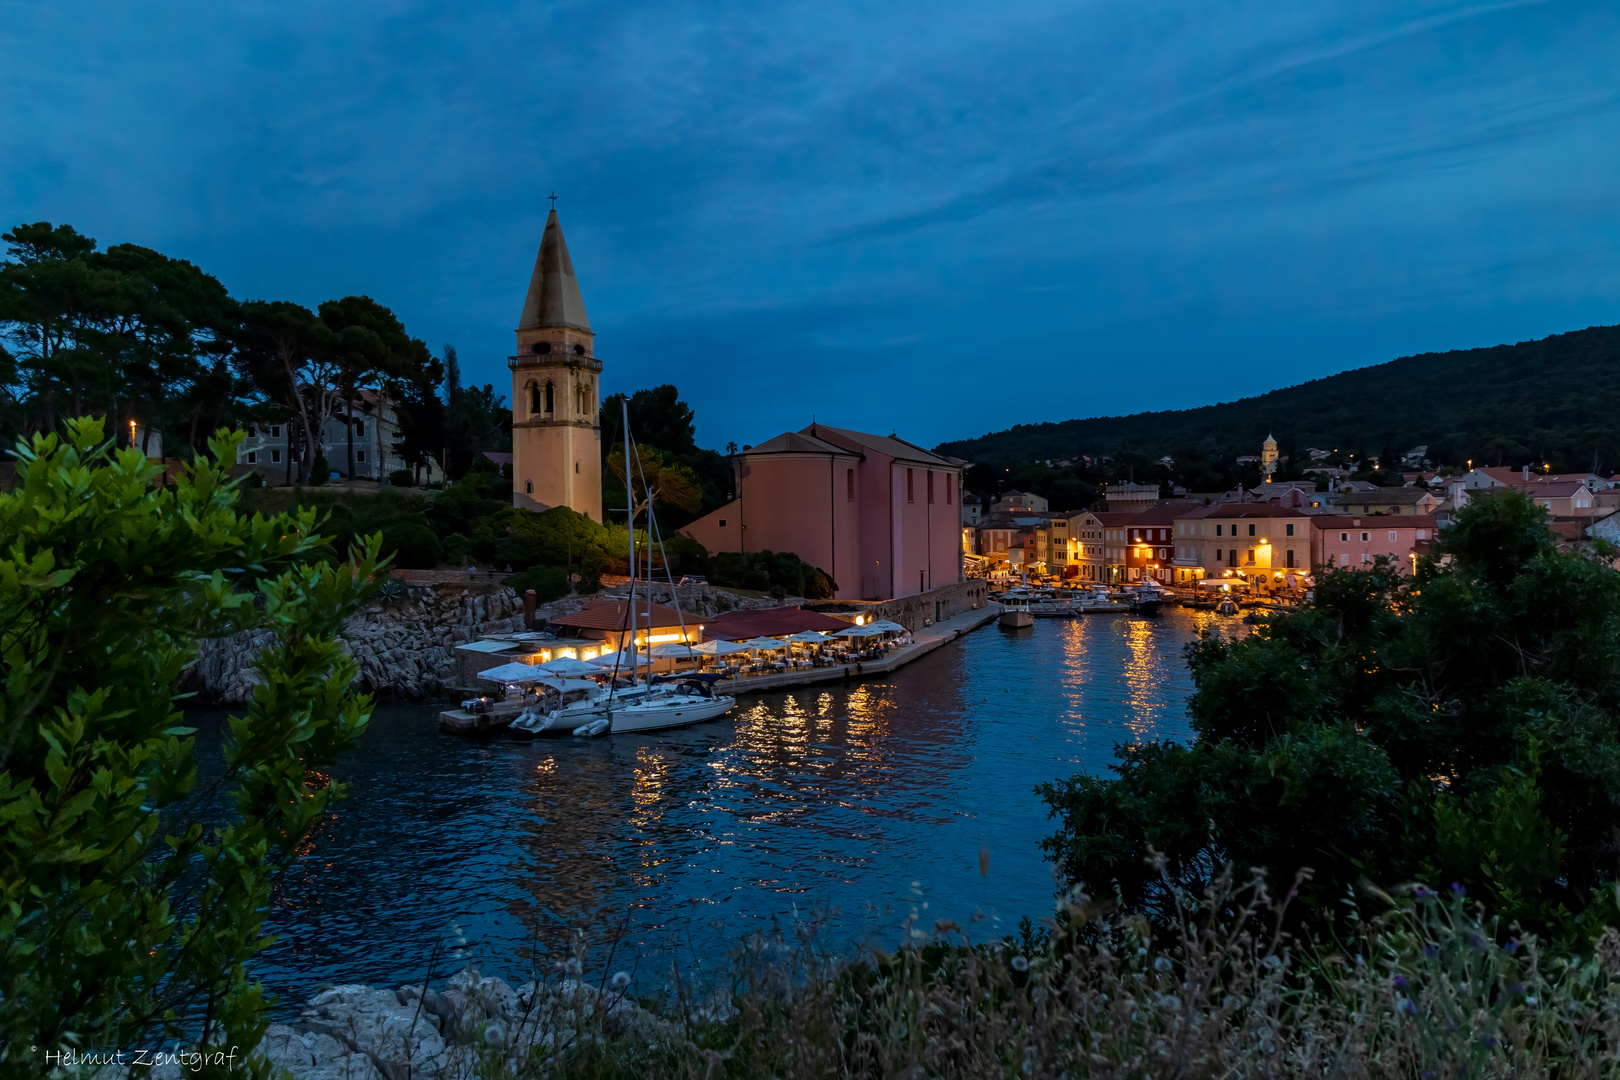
[222,608,1241,1013]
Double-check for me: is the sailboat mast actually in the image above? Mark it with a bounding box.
[623,400,637,689]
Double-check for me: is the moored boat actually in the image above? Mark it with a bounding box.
[999,594,1034,629]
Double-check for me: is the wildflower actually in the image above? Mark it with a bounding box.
[482,1021,506,1047]
[1153,957,1172,973]
[1415,886,1436,900]
[1424,946,1438,958]
[1393,975,1409,988]
[1507,983,1524,995]
[1468,934,1487,951]
[1524,996,1537,1005]
[1481,1037,1498,1049]
[1399,998,1417,1015]
[610,971,631,989]
[1504,940,1521,954]
[1011,955,1029,972]
[1450,881,1466,897]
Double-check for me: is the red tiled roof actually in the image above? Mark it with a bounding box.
[553,598,690,631]
[1310,515,1439,530]
[704,606,853,641]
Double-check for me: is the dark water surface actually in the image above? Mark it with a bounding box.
[204,608,1238,1009]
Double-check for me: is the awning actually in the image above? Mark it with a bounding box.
[692,639,752,656]
[476,662,553,683]
[740,637,790,651]
[456,638,525,654]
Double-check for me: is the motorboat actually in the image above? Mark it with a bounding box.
[610,675,736,734]
[999,593,1034,629]
[1216,597,1240,617]
[1122,580,1168,616]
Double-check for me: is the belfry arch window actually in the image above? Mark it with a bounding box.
[544,381,555,414]
[528,381,540,414]
[576,385,587,415]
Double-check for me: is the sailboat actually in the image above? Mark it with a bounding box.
[565,403,736,737]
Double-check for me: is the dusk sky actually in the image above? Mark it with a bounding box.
[5,0,1618,452]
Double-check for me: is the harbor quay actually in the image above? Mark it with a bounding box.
[437,580,995,734]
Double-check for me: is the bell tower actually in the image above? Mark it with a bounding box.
[510,208,603,521]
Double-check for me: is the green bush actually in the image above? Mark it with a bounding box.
[709,549,836,598]
[505,564,570,603]
[382,522,443,569]
[1039,488,1620,942]
[442,531,470,564]
[0,420,381,1059]
[388,468,414,487]
[310,453,330,485]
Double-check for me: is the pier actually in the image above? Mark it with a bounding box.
[438,603,1001,734]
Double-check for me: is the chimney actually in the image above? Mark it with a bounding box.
[1523,465,1530,481]
[524,589,537,630]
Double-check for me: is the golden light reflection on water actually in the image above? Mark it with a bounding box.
[248,609,1244,1008]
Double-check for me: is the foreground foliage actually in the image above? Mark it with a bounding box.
[0,420,381,1070]
[1039,489,1620,942]
[410,871,1620,1079]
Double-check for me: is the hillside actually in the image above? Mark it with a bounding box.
[937,324,1620,474]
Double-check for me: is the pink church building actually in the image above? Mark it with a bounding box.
[680,425,967,601]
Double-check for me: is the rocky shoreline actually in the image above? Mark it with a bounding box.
[113,969,677,1079]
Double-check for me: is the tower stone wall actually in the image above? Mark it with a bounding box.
[509,209,603,522]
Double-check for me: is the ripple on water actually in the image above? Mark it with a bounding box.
[199,607,1242,1013]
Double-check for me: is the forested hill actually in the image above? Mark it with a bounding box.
[937,323,1620,472]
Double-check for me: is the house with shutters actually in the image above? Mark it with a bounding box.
[1311,515,1438,573]
[1171,504,1315,585]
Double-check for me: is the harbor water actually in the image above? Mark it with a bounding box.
[198,607,1242,1011]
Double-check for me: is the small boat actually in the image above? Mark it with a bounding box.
[1216,597,1240,617]
[1123,580,1167,616]
[611,675,735,734]
[999,594,1034,629]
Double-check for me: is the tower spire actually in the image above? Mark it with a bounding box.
[518,208,591,332]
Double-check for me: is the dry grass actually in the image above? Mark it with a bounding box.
[470,865,1620,1079]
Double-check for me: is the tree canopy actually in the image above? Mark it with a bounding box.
[1039,488,1620,941]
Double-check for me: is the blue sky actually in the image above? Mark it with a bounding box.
[4,0,1619,451]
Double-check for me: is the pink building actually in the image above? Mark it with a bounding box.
[680,424,966,600]
[1311,515,1438,572]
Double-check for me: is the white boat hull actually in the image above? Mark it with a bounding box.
[610,694,736,734]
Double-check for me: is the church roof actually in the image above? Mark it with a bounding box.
[743,430,857,456]
[518,210,592,333]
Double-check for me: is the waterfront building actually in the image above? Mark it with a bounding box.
[1108,502,1201,583]
[680,425,965,601]
[1173,504,1315,587]
[549,597,699,651]
[1311,515,1437,572]
[1062,511,1108,582]
[509,209,603,521]
[961,491,982,526]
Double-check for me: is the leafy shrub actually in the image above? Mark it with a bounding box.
[709,549,837,598]
[310,453,330,485]
[1039,488,1620,942]
[505,564,570,603]
[382,521,443,569]
[0,421,381,1059]
[388,468,414,487]
[442,531,470,564]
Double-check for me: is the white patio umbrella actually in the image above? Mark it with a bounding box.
[833,625,879,638]
[692,639,752,656]
[741,637,789,651]
[648,643,699,659]
[586,649,641,668]
[538,657,601,676]
[476,662,552,683]
[867,621,907,633]
[785,630,833,643]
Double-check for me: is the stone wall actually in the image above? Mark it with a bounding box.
[867,579,990,631]
[186,584,528,705]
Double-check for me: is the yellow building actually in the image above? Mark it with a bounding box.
[510,209,603,521]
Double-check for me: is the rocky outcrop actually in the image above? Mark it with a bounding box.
[187,585,526,704]
[252,970,671,1079]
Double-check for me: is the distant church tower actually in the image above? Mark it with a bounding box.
[510,209,603,521]
[1260,433,1279,481]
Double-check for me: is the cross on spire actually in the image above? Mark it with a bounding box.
[547,192,558,211]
